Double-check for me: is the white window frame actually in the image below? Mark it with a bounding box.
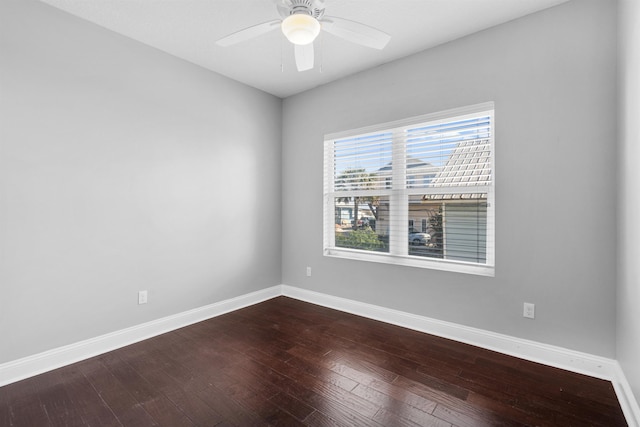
[323,102,495,276]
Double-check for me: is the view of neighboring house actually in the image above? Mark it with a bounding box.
[337,136,491,264]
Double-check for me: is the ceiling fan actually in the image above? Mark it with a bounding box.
[216,0,391,72]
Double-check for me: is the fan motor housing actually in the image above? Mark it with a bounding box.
[278,0,326,20]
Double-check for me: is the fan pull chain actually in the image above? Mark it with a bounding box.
[320,32,323,73]
[280,33,284,72]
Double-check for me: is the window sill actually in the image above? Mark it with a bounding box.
[324,247,495,277]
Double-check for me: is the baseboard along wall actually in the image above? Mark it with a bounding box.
[0,286,281,388]
[1,284,638,426]
[279,285,639,427]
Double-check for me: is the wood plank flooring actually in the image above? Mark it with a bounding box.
[0,296,627,426]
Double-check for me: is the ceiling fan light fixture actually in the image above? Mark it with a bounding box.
[281,13,320,45]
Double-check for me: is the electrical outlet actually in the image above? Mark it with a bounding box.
[523,302,535,319]
[306,267,312,277]
[138,290,148,305]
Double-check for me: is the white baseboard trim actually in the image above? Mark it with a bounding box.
[1,283,638,426]
[0,286,281,388]
[612,362,640,427]
[280,285,615,378]
[280,285,640,427]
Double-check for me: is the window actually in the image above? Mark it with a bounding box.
[323,103,494,276]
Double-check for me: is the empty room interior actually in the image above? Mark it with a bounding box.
[1,0,640,425]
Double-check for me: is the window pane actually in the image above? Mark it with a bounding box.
[333,133,393,192]
[408,195,487,263]
[335,195,389,253]
[444,201,487,263]
[405,116,492,189]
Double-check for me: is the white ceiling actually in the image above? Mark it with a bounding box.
[39,0,569,98]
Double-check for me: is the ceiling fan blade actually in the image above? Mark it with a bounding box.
[216,20,281,47]
[321,16,390,50]
[294,43,315,71]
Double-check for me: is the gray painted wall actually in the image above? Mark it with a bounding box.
[0,0,282,363]
[618,0,640,403]
[1,0,632,398]
[282,0,618,357]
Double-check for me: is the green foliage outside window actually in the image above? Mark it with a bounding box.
[335,227,387,251]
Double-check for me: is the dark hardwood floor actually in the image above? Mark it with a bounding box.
[0,296,627,426]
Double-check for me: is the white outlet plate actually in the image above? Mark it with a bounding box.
[306,267,311,277]
[523,302,535,319]
[138,290,148,305]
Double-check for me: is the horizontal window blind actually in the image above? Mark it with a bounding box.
[332,132,393,192]
[324,102,494,276]
[405,115,492,190]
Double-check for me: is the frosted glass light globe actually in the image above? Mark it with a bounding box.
[281,14,321,45]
